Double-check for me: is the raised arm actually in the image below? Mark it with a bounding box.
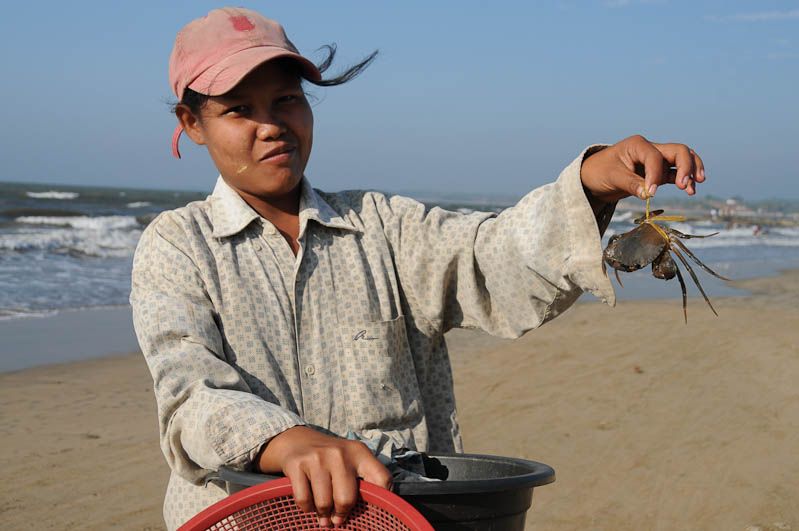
[379,145,616,338]
[381,137,706,338]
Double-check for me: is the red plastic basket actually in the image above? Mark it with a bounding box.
[178,477,434,531]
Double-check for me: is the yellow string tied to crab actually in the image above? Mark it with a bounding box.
[643,194,685,242]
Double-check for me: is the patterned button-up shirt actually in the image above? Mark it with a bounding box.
[130,147,615,529]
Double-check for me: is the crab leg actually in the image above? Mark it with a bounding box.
[635,209,664,224]
[673,262,688,324]
[634,197,658,224]
[666,228,720,239]
[634,208,687,224]
[649,214,687,222]
[671,246,719,317]
[670,238,732,281]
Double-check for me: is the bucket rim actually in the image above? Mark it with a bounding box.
[393,453,555,496]
[216,452,555,496]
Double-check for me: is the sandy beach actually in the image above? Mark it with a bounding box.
[1,270,797,530]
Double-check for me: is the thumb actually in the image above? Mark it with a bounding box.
[619,169,649,200]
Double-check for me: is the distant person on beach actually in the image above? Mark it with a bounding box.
[130,7,708,529]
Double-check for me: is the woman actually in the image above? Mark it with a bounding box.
[131,7,706,529]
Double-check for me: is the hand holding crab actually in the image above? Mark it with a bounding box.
[579,135,729,322]
[580,135,706,206]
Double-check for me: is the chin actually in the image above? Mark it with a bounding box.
[256,177,303,198]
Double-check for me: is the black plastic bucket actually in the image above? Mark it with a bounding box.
[217,453,555,530]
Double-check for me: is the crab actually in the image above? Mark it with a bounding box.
[603,198,731,323]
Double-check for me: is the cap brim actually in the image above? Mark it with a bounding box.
[187,46,321,97]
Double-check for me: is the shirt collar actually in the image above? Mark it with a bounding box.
[210,176,358,239]
[297,177,360,235]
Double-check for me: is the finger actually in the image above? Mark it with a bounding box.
[357,455,393,491]
[692,149,706,183]
[671,144,695,190]
[645,143,688,190]
[309,468,334,528]
[640,143,666,197]
[286,467,315,515]
[656,143,705,192]
[686,174,696,195]
[678,149,696,195]
[330,466,359,527]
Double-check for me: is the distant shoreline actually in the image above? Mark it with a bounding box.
[614,197,799,227]
[4,179,799,221]
[0,306,139,373]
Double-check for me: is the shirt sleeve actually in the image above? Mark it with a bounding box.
[380,145,617,338]
[129,213,305,486]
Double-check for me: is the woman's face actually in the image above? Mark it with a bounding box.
[180,60,314,202]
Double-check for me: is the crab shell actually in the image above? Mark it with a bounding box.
[603,223,668,272]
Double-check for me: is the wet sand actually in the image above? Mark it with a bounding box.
[0,306,140,372]
[1,270,797,530]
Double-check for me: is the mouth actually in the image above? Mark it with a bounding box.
[260,145,295,163]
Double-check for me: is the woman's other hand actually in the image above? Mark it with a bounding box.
[580,135,706,204]
[256,426,392,528]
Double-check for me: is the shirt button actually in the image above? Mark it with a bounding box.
[304,364,315,376]
[253,241,262,251]
[265,225,278,236]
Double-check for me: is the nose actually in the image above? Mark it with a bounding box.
[254,112,285,141]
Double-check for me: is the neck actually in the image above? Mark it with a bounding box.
[238,185,302,255]
[242,185,301,218]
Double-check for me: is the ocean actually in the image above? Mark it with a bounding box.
[0,181,205,320]
[2,180,799,321]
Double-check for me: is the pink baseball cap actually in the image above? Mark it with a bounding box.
[169,7,321,158]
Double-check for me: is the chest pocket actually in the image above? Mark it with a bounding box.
[338,315,423,430]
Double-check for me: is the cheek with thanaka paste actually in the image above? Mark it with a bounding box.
[237,165,248,174]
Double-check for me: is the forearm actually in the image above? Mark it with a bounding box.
[384,145,616,338]
[254,425,392,528]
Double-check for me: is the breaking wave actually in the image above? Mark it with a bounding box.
[2,216,142,258]
[15,215,140,231]
[25,191,79,200]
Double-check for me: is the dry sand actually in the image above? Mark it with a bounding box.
[1,270,797,530]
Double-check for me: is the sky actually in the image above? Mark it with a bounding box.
[1,1,797,201]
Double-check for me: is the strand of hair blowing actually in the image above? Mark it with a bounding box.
[177,44,379,113]
[311,44,378,86]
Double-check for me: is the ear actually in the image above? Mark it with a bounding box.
[175,104,206,146]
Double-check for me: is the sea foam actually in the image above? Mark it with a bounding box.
[15,215,140,230]
[3,216,142,258]
[25,191,79,200]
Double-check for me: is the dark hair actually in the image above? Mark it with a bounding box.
[177,44,378,115]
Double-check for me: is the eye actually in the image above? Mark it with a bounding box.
[277,93,302,105]
[224,104,250,116]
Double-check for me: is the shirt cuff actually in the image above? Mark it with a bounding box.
[559,144,617,306]
[200,391,307,472]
